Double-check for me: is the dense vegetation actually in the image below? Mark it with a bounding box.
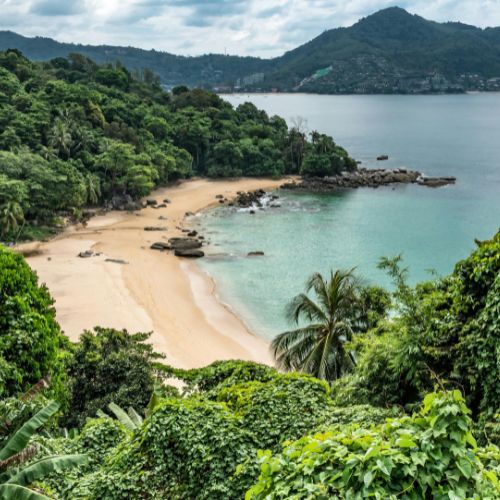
[3,8,500,93]
[0,228,498,497]
[0,50,355,240]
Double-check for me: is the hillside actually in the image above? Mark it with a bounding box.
[2,7,500,93]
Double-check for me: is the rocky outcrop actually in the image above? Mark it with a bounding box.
[248,251,265,256]
[281,168,456,191]
[174,249,204,258]
[377,155,389,161]
[235,189,266,208]
[107,194,142,211]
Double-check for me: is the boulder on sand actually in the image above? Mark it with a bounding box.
[174,249,204,258]
[78,250,94,258]
[144,226,167,231]
[168,237,202,250]
[146,199,157,206]
[150,242,170,251]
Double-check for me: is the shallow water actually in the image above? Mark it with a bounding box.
[196,94,500,339]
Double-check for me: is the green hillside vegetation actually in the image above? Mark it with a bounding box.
[3,8,500,93]
[0,50,355,241]
[0,228,498,497]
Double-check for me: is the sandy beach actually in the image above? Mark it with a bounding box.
[22,178,286,369]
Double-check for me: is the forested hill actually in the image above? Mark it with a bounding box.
[2,7,500,93]
[0,30,271,89]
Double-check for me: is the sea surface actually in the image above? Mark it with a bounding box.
[195,94,500,340]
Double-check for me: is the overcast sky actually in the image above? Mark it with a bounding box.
[2,1,500,57]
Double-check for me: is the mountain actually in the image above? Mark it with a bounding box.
[2,7,500,94]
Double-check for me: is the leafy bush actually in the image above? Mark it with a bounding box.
[0,246,69,401]
[65,327,165,428]
[247,391,500,499]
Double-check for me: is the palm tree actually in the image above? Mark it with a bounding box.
[84,173,101,205]
[48,119,72,159]
[271,270,361,382]
[0,201,24,242]
[0,400,87,499]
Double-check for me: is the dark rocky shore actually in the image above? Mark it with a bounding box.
[281,168,456,191]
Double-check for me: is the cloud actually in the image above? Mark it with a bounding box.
[2,1,500,57]
[30,0,85,16]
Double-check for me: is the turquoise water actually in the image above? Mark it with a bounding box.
[196,94,500,340]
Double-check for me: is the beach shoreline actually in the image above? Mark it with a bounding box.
[20,178,287,369]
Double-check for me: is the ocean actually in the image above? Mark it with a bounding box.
[195,93,500,339]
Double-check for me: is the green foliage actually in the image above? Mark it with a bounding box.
[247,391,500,499]
[0,400,87,500]
[0,247,68,401]
[339,231,500,434]
[45,361,395,499]
[65,327,165,428]
[272,269,388,382]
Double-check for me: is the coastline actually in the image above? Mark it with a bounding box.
[20,178,286,369]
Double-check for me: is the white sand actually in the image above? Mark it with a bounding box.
[22,178,287,369]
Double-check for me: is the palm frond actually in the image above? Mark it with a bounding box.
[6,454,87,487]
[0,484,51,500]
[0,401,59,462]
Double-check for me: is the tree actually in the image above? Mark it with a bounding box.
[48,119,72,160]
[0,201,24,241]
[65,327,165,428]
[0,400,86,499]
[272,270,364,382]
[83,173,100,205]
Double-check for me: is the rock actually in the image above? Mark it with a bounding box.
[198,236,205,240]
[146,199,157,206]
[417,176,456,188]
[248,251,264,256]
[218,199,225,204]
[108,194,142,211]
[174,249,204,258]
[153,203,167,209]
[163,198,171,203]
[181,228,190,233]
[158,216,168,220]
[377,155,389,161]
[144,226,167,231]
[215,194,224,199]
[235,189,268,208]
[249,210,255,214]
[105,258,128,265]
[185,211,194,217]
[150,242,170,251]
[168,237,202,250]
[78,250,94,258]
[188,230,198,237]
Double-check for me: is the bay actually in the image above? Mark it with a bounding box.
[196,94,500,339]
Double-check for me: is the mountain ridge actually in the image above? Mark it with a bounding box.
[2,7,500,93]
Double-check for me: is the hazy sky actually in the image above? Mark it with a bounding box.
[2,1,500,57]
